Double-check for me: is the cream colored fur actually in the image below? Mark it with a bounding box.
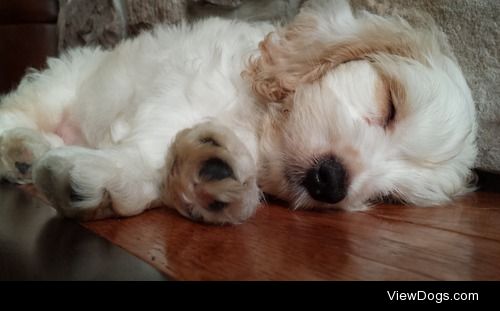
[0,0,476,224]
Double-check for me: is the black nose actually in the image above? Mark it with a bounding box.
[302,156,348,204]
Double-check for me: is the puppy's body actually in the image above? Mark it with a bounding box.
[0,18,270,221]
[0,0,477,224]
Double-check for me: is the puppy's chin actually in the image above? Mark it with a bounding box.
[284,193,370,212]
[262,181,367,212]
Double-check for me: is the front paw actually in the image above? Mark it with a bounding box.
[162,122,260,224]
[0,128,51,184]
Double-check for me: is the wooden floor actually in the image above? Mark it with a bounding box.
[0,184,167,280]
[83,192,500,280]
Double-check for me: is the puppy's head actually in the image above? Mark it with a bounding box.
[245,0,477,210]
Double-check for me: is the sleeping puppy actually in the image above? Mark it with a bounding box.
[0,0,476,223]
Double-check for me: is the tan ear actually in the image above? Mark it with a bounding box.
[243,4,444,103]
[242,14,319,103]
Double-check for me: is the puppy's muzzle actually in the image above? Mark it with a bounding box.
[302,156,348,204]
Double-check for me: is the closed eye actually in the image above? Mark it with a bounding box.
[384,92,396,128]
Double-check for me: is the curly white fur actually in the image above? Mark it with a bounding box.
[0,0,476,224]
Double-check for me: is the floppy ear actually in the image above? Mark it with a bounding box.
[243,0,448,103]
[243,2,330,103]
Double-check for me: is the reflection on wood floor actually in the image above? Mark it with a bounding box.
[84,191,500,280]
[0,183,167,280]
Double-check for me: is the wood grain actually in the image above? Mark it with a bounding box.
[83,192,500,280]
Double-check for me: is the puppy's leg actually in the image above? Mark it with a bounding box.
[0,57,90,183]
[162,121,260,224]
[33,146,160,220]
[0,47,109,184]
[0,128,57,183]
[0,100,65,184]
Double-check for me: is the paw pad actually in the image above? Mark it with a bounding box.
[208,200,228,211]
[14,162,31,175]
[199,157,234,181]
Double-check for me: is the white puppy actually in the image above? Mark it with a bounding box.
[0,0,476,224]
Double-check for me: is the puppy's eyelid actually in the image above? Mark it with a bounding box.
[384,91,396,128]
